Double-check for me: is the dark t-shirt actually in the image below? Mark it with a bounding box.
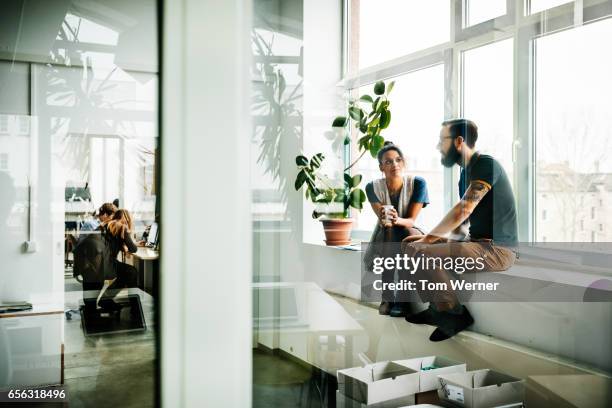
[459,153,518,246]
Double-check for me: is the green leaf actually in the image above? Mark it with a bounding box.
[343,173,354,187]
[370,143,378,158]
[380,110,390,129]
[369,116,380,127]
[333,189,346,202]
[350,189,366,210]
[359,123,367,133]
[359,94,373,103]
[344,136,351,145]
[294,170,307,190]
[372,135,384,150]
[351,174,362,187]
[374,81,385,95]
[332,116,347,127]
[310,153,324,169]
[295,155,309,166]
[386,81,395,94]
[372,97,381,112]
[348,106,364,121]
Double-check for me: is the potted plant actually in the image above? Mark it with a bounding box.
[294,80,395,245]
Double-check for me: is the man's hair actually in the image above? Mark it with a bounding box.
[98,203,117,217]
[442,119,478,148]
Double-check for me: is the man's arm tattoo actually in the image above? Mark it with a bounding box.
[462,181,490,204]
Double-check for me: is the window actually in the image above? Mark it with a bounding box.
[465,0,507,26]
[351,0,450,70]
[347,1,612,244]
[352,65,445,233]
[529,0,573,15]
[535,19,612,243]
[462,39,514,181]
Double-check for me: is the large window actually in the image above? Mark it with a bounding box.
[353,66,445,233]
[535,19,612,242]
[353,0,450,70]
[347,0,612,243]
[462,38,514,182]
[465,0,507,26]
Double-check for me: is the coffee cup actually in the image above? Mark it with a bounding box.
[382,205,394,227]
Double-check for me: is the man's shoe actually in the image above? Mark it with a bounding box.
[389,303,407,317]
[405,308,437,325]
[378,301,392,315]
[428,306,474,342]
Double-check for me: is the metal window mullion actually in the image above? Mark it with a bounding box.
[444,0,460,210]
[516,23,538,242]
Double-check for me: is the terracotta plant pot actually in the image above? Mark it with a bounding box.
[320,218,354,246]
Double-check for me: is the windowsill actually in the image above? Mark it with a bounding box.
[303,241,363,252]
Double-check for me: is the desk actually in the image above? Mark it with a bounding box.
[0,303,64,388]
[132,247,159,295]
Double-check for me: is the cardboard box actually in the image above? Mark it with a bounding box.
[336,390,415,407]
[337,362,420,405]
[437,369,525,408]
[396,356,467,392]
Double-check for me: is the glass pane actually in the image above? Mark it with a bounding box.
[462,39,514,183]
[353,65,445,233]
[536,19,612,242]
[466,0,507,26]
[355,0,450,70]
[0,1,158,403]
[530,0,573,14]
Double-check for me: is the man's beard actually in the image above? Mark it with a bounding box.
[440,144,460,168]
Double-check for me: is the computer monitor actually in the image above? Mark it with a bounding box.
[147,222,158,247]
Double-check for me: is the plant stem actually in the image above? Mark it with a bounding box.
[344,149,367,172]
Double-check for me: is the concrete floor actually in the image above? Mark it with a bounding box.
[63,277,156,408]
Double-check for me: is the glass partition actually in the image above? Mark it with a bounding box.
[0,1,158,405]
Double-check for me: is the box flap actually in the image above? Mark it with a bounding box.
[438,371,475,389]
[473,369,522,389]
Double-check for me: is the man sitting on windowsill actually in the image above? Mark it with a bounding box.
[402,119,518,342]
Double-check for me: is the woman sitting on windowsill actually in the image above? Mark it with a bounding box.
[364,141,430,318]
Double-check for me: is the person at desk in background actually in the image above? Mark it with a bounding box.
[402,119,518,342]
[99,209,141,309]
[80,202,117,232]
[364,141,429,317]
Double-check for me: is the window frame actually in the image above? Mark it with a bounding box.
[342,0,612,243]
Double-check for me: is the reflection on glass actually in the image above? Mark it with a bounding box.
[536,19,612,242]
[466,0,506,26]
[356,0,450,69]
[462,39,514,181]
[354,65,445,233]
[1,1,157,403]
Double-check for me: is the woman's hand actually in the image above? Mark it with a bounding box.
[386,208,399,225]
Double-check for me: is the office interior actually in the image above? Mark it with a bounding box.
[0,0,611,407]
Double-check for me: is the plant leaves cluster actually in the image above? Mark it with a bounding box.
[294,80,395,218]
